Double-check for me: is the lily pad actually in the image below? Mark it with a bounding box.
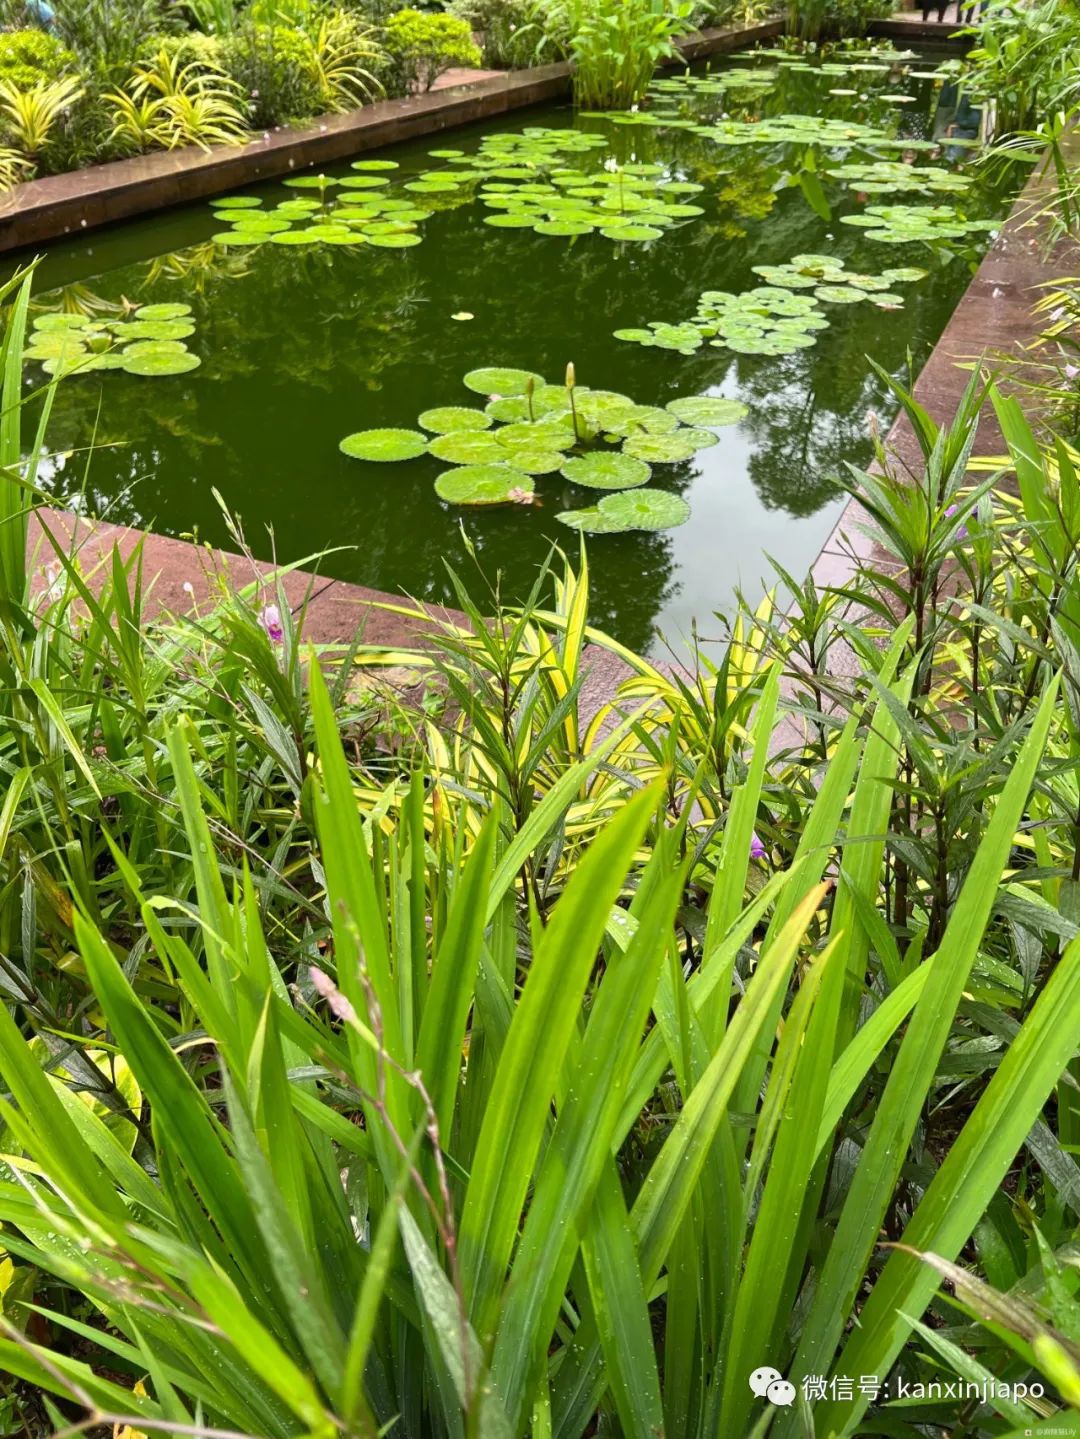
[135,303,193,321]
[501,446,564,474]
[623,429,717,463]
[338,175,392,189]
[122,339,188,357]
[428,430,508,464]
[485,213,538,228]
[665,396,748,426]
[122,351,202,377]
[366,232,422,248]
[119,320,196,340]
[435,464,533,505]
[599,224,664,242]
[339,428,428,461]
[418,406,493,433]
[559,488,691,533]
[534,219,594,236]
[214,230,270,246]
[560,453,652,490]
[497,419,575,450]
[32,313,92,331]
[463,367,544,397]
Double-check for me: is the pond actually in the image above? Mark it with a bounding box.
[16,41,1015,655]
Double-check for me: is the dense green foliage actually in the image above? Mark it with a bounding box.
[1,1,1080,1435]
[3,221,1080,1433]
[383,9,482,90]
[0,0,484,181]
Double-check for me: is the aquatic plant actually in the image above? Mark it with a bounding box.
[22,301,201,377]
[339,362,747,532]
[842,202,999,244]
[567,0,695,109]
[210,124,712,250]
[826,159,974,194]
[209,162,435,249]
[615,253,927,358]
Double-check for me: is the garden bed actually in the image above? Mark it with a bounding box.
[0,19,783,253]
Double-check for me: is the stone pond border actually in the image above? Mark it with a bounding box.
[0,19,786,254]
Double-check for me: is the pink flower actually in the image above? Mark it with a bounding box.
[508,487,534,504]
[1065,363,1079,382]
[945,503,968,540]
[259,603,284,643]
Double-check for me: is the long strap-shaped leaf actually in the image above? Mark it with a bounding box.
[818,924,1080,1435]
[459,782,662,1340]
[632,881,830,1289]
[779,678,1060,1430]
[491,845,684,1431]
[549,884,829,1438]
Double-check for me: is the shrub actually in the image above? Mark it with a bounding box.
[221,10,386,126]
[446,0,534,67]
[0,140,29,187]
[382,8,483,93]
[0,29,75,88]
[105,44,248,153]
[51,0,180,82]
[0,72,83,158]
[224,21,325,124]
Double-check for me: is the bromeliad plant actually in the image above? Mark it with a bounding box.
[106,45,248,153]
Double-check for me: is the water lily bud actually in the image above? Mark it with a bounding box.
[565,362,576,390]
[526,376,535,397]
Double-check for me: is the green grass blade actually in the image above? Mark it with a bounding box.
[783,678,1059,1418]
[459,781,663,1339]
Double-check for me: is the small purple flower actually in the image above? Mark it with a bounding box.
[945,503,968,541]
[1066,362,1079,382]
[259,603,284,643]
[750,830,767,861]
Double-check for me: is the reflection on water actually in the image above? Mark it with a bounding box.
[16,42,1015,655]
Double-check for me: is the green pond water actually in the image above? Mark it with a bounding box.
[15,41,1016,655]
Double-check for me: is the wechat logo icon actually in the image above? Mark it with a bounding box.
[749,1366,797,1407]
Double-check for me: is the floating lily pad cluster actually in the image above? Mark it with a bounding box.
[649,67,778,99]
[210,162,433,250]
[615,254,926,358]
[418,126,702,241]
[827,160,973,195]
[841,203,998,244]
[338,365,749,533]
[696,113,936,149]
[481,160,704,241]
[753,253,925,302]
[23,303,200,377]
